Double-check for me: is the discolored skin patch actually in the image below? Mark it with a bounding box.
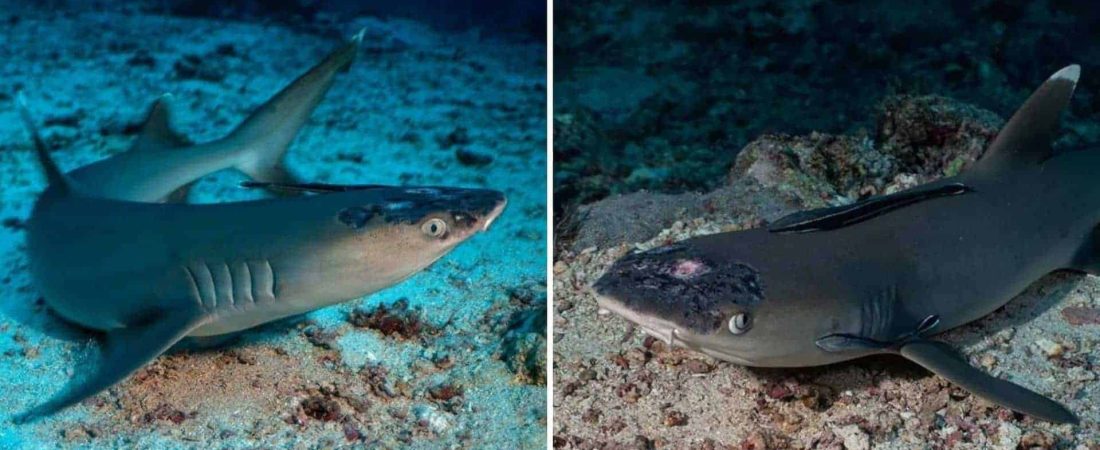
[593,244,764,334]
[333,186,504,230]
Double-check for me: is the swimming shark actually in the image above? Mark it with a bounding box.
[593,65,1087,424]
[12,32,507,422]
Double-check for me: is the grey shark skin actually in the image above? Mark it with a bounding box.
[594,65,1087,424]
[12,33,507,423]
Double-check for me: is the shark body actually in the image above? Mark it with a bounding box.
[14,31,506,422]
[594,66,1088,424]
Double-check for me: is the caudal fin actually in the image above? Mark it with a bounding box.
[14,92,71,193]
[227,29,365,185]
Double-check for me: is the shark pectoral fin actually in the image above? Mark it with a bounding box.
[769,182,971,233]
[227,30,364,191]
[899,339,1078,424]
[132,94,192,153]
[1069,224,1100,275]
[13,308,208,423]
[974,65,1078,174]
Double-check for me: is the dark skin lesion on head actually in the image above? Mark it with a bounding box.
[334,188,501,230]
[598,245,766,334]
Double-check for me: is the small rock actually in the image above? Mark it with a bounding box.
[455,148,493,166]
[994,422,1021,450]
[1061,306,1100,326]
[413,405,452,434]
[682,359,712,374]
[428,384,464,402]
[300,396,343,422]
[1019,430,1055,449]
[831,424,869,450]
[436,127,470,149]
[1033,338,1065,359]
[553,261,568,274]
[126,50,156,68]
[663,410,687,427]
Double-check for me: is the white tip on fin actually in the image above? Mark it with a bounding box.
[352,28,366,45]
[1050,64,1080,82]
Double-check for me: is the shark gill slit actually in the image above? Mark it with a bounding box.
[182,265,202,311]
[263,259,276,300]
[861,285,896,340]
[244,261,258,305]
[209,260,231,311]
[193,261,217,311]
[232,260,252,308]
[221,261,235,309]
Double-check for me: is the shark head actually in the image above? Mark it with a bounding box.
[326,185,507,288]
[592,241,786,366]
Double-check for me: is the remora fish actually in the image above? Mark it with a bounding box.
[12,34,506,422]
[593,65,1088,424]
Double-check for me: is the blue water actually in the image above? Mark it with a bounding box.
[0,2,546,448]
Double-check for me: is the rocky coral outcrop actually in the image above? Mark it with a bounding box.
[570,94,1004,252]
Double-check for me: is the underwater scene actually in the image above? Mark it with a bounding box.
[554,0,1099,448]
[0,0,546,448]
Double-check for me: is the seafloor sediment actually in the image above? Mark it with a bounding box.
[553,95,1099,449]
[0,6,546,449]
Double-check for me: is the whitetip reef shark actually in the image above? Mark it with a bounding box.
[12,31,506,422]
[594,65,1088,424]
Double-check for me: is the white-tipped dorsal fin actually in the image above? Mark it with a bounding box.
[132,93,192,152]
[15,92,71,192]
[973,64,1080,175]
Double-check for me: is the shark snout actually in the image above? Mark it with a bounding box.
[481,197,507,231]
[594,290,680,346]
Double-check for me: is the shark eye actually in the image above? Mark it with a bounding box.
[421,218,448,238]
[728,313,752,335]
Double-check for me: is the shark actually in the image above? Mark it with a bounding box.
[12,31,506,422]
[593,65,1089,424]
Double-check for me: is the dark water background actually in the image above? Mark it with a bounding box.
[42,0,546,40]
[554,0,1100,216]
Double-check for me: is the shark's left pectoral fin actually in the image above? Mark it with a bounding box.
[899,339,1079,424]
[13,307,207,423]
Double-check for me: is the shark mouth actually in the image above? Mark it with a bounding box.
[481,199,507,231]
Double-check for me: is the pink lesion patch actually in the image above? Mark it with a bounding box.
[668,259,710,280]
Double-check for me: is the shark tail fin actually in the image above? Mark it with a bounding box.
[971,65,1079,176]
[15,92,71,193]
[225,28,365,185]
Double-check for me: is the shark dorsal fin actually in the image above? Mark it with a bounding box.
[975,65,1079,174]
[15,92,72,193]
[132,94,192,152]
[768,182,971,233]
